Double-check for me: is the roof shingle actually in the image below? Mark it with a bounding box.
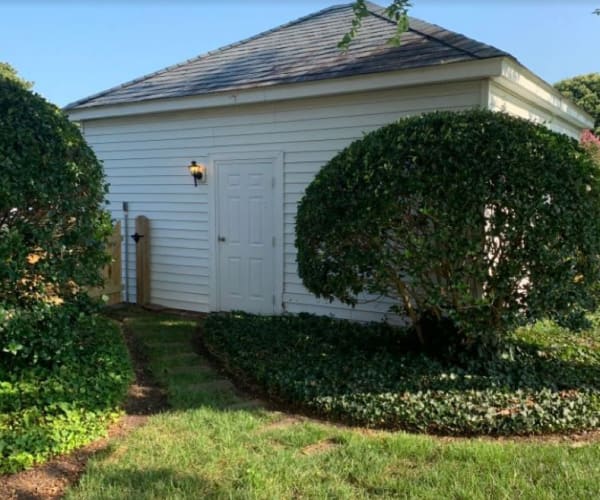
[66,2,511,110]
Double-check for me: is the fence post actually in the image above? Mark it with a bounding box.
[135,215,151,305]
[86,221,123,304]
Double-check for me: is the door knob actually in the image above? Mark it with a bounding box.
[218,236,226,242]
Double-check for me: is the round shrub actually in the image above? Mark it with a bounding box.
[0,69,111,366]
[0,73,111,305]
[296,110,600,352]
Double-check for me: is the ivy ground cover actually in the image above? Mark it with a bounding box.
[203,312,600,436]
[0,315,132,473]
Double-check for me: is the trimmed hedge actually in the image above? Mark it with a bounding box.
[203,312,600,436]
[0,315,133,473]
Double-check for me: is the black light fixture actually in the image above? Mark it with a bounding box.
[188,160,207,186]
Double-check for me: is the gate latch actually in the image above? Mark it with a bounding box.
[131,232,144,244]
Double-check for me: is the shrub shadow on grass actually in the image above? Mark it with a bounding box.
[75,467,228,499]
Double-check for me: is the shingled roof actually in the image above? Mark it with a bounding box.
[66,2,511,110]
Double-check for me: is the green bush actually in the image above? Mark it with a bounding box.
[295,110,600,352]
[0,62,32,89]
[0,315,132,473]
[0,65,131,474]
[0,296,99,369]
[0,65,112,370]
[0,69,111,309]
[555,73,600,135]
[203,312,600,436]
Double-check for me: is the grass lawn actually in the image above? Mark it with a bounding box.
[66,308,600,499]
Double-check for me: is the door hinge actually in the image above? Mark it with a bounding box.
[272,236,276,247]
[272,294,276,306]
[272,177,276,188]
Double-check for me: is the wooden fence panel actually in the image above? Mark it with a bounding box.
[89,222,123,305]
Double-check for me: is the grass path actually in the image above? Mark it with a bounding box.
[66,309,600,499]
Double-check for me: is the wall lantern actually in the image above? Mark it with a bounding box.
[188,160,207,186]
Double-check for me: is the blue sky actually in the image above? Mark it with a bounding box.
[2,1,599,107]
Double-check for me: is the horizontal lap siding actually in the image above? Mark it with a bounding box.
[83,81,482,317]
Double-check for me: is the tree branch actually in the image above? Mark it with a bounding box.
[340,0,412,50]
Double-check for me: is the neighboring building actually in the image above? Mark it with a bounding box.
[66,3,594,320]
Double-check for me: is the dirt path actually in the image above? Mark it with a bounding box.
[0,324,168,500]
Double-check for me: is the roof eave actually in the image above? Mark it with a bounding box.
[67,57,506,122]
[495,58,595,130]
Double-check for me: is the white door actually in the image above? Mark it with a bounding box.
[217,160,275,314]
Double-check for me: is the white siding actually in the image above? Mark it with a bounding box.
[83,81,483,317]
[488,81,582,138]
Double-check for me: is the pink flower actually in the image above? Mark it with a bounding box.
[581,130,600,164]
[581,129,600,147]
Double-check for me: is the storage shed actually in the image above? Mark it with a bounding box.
[66,2,594,320]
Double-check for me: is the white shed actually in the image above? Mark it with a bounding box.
[66,2,594,320]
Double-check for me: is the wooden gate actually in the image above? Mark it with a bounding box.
[89,221,123,305]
